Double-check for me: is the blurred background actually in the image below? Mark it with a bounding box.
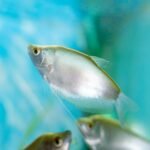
[0,0,150,149]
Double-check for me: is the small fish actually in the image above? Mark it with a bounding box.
[28,45,136,124]
[24,130,72,150]
[78,115,150,150]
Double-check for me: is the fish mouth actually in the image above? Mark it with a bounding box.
[28,44,35,52]
[65,130,71,136]
[64,130,72,142]
[77,121,87,135]
[77,119,92,137]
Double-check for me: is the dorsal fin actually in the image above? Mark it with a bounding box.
[90,56,110,69]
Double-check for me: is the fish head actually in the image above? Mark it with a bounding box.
[78,118,101,146]
[78,118,94,136]
[52,130,72,150]
[28,44,56,76]
[41,130,72,150]
[25,130,72,150]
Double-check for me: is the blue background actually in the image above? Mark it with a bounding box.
[0,0,150,149]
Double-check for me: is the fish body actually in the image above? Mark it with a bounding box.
[24,130,71,150]
[28,45,136,123]
[78,116,150,150]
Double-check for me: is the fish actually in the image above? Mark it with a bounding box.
[24,130,72,150]
[28,45,136,124]
[78,115,150,150]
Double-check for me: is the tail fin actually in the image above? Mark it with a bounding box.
[115,92,138,126]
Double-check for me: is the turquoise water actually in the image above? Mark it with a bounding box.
[0,0,150,149]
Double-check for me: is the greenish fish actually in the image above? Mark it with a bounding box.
[78,115,150,150]
[24,130,72,150]
[28,45,136,124]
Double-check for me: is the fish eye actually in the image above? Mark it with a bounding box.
[33,47,40,55]
[88,123,93,129]
[54,137,63,147]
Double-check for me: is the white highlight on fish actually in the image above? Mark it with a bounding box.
[28,45,136,124]
[78,115,150,150]
[24,130,72,150]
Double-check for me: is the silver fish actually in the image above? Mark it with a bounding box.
[24,130,72,150]
[28,45,136,124]
[78,115,150,150]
